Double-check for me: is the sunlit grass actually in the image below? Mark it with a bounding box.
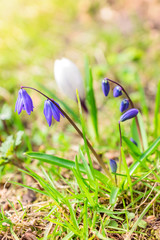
[0,0,160,239]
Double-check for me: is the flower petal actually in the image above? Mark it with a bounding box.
[130,137,138,146]
[44,100,52,126]
[120,99,129,112]
[110,159,117,173]
[113,86,122,97]
[15,90,23,114]
[54,58,85,101]
[21,89,34,115]
[102,79,110,97]
[120,108,139,122]
[49,101,60,122]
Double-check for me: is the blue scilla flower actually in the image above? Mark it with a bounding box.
[44,99,64,127]
[102,79,110,97]
[120,99,129,112]
[120,108,138,122]
[130,137,138,146]
[15,89,34,115]
[113,86,122,97]
[110,159,117,173]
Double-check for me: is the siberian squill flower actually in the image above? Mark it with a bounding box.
[110,159,117,173]
[15,89,34,115]
[120,99,129,112]
[54,58,85,101]
[120,108,138,122]
[130,137,138,146]
[44,99,64,127]
[113,86,122,97]
[102,79,110,96]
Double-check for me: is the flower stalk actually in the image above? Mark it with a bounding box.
[105,78,144,151]
[21,86,113,181]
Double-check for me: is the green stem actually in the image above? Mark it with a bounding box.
[118,121,122,174]
[22,86,113,181]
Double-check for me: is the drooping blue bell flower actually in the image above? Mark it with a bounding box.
[44,99,64,127]
[130,137,138,146]
[120,99,129,112]
[15,89,34,115]
[110,159,117,173]
[113,86,122,97]
[120,108,139,122]
[102,79,110,97]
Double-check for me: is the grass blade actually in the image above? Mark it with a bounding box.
[129,137,160,175]
[26,152,109,185]
[154,80,160,138]
[85,57,99,140]
[126,192,160,240]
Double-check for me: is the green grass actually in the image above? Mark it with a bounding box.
[0,0,160,239]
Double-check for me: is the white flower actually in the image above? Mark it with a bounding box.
[53,58,85,101]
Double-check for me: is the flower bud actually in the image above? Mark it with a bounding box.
[120,108,139,122]
[54,58,85,101]
[102,79,110,96]
[110,159,117,173]
[15,89,34,115]
[113,86,122,97]
[130,137,138,146]
[120,99,129,112]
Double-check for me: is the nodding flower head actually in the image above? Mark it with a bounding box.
[102,79,110,97]
[130,137,138,146]
[15,89,34,115]
[44,99,64,127]
[54,58,85,101]
[113,86,122,97]
[110,159,117,173]
[120,99,129,112]
[120,108,139,122]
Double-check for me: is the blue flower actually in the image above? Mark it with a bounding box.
[44,99,64,127]
[110,159,117,173]
[130,137,138,146]
[120,108,139,122]
[113,86,122,97]
[102,79,110,96]
[120,99,129,112]
[15,89,34,115]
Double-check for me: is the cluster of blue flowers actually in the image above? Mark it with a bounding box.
[15,88,64,126]
[102,78,138,122]
[102,78,139,173]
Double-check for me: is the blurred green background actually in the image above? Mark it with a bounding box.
[0,0,160,149]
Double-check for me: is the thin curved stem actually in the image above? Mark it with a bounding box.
[105,78,144,151]
[22,86,113,180]
[118,121,122,173]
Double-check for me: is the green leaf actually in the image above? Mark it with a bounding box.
[138,220,147,229]
[0,135,14,157]
[0,104,12,120]
[129,137,160,175]
[137,113,148,150]
[26,151,109,185]
[85,58,98,140]
[76,90,95,179]
[127,212,135,220]
[108,220,118,228]
[154,80,160,138]
[131,113,148,151]
[15,131,24,146]
[121,147,133,203]
[109,186,119,206]
[135,72,148,116]
[123,136,141,157]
